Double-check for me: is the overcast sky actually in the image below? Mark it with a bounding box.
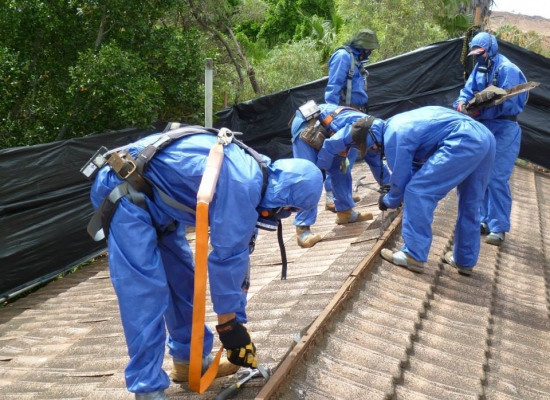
[492,0,550,19]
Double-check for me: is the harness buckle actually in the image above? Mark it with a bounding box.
[217,127,235,145]
[108,151,137,180]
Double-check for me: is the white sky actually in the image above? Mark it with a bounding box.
[492,0,550,19]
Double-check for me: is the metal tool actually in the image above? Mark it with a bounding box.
[354,176,368,192]
[214,365,270,400]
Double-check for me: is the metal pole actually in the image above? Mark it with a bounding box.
[205,58,213,128]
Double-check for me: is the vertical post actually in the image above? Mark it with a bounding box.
[475,6,483,28]
[205,58,213,128]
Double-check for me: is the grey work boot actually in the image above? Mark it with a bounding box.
[135,390,169,400]
[380,249,424,273]
[443,251,473,276]
[170,354,239,383]
[296,226,322,248]
[335,209,373,225]
[485,232,505,246]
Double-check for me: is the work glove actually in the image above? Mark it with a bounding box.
[216,318,258,368]
[340,156,350,173]
[378,193,388,211]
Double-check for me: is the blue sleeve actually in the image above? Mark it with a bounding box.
[325,50,351,105]
[453,73,476,108]
[207,156,261,316]
[363,151,390,186]
[493,63,528,116]
[384,140,415,208]
[316,128,350,170]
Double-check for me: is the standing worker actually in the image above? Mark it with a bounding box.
[290,101,390,248]
[454,32,528,246]
[324,29,381,211]
[355,106,496,275]
[86,127,323,399]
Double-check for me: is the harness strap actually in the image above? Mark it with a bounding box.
[87,182,148,241]
[320,106,355,127]
[88,127,269,242]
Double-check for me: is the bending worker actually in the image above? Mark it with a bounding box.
[355,106,496,275]
[87,127,323,399]
[323,29,381,211]
[290,101,390,248]
[454,32,528,246]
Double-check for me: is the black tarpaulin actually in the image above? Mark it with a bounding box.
[0,125,163,299]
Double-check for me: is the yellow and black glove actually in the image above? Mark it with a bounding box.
[216,318,258,368]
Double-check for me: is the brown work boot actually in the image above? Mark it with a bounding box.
[296,226,322,248]
[325,202,336,212]
[381,249,424,273]
[335,209,373,225]
[170,356,239,383]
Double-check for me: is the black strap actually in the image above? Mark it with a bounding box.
[277,220,288,280]
[87,182,148,241]
[497,115,517,121]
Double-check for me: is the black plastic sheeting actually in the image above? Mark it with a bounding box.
[1,38,548,300]
[215,38,550,169]
[0,124,164,299]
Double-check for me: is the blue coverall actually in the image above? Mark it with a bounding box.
[90,132,322,395]
[324,45,369,192]
[291,103,390,227]
[378,106,496,267]
[453,32,527,234]
[325,46,369,108]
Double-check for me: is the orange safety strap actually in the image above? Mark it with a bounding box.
[189,142,225,393]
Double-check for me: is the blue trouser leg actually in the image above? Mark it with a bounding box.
[162,223,214,361]
[108,199,171,394]
[328,155,354,212]
[481,120,521,233]
[454,140,495,266]
[293,138,320,226]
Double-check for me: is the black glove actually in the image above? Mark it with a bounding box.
[378,193,388,211]
[216,318,258,368]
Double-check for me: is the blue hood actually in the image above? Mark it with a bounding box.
[259,158,323,211]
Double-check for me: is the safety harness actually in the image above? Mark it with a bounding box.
[84,125,268,242]
[338,46,369,110]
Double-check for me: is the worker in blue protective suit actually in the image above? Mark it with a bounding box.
[324,29,380,211]
[89,129,323,400]
[454,32,528,246]
[290,101,390,248]
[363,106,496,275]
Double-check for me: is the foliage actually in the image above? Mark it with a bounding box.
[495,25,550,58]
[258,0,335,46]
[1,0,546,148]
[239,39,325,100]
[0,0,203,148]
[67,43,164,136]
